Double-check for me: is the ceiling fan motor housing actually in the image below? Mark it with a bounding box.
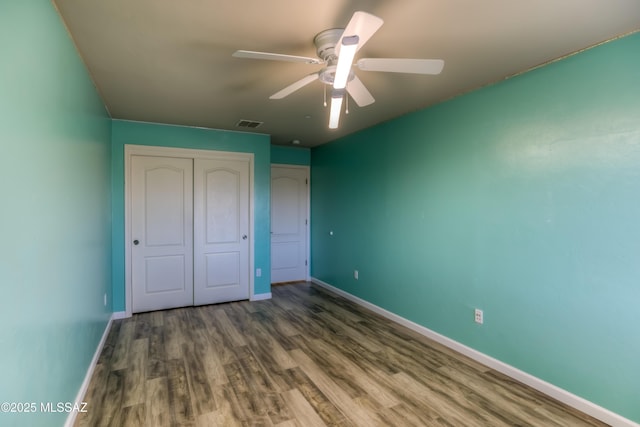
[313,28,343,62]
[314,28,356,85]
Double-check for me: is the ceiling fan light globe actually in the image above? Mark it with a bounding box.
[329,89,345,129]
[333,35,359,89]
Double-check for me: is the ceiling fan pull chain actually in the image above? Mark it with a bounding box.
[346,94,350,114]
[323,85,327,107]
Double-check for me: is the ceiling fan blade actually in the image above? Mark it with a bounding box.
[233,50,322,65]
[336,11,384,56]
[270,72,319,99]
[347,75,375,107]
[357,58,444,75]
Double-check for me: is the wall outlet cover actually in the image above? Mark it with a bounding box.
[474,308,484,324]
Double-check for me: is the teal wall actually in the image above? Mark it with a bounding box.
[0,2,112,427]
[271,145,311,166]
[311,33,640,422]
[111,120,271,311]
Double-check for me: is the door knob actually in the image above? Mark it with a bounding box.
[242,235,247,240]
[133,240,139,245]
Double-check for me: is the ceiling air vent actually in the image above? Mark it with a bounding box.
[236,119,263,129]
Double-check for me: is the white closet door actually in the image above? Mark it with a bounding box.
[271,166,309,283]
[193,157,250,305]
[131,155,194,313]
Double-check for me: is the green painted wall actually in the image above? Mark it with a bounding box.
[311,33,640,422]
[0,2,112,427]
[111,120,271,311]
[271,145,311,166]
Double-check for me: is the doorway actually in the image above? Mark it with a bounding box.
[270,165,310,283]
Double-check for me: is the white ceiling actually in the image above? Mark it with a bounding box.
[53,0,640,147]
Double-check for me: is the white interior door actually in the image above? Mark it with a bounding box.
[131,155,194,313]
[194,158,250,305]
[271,165,309,283]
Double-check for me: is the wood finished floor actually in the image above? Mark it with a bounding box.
[75,282,608,427]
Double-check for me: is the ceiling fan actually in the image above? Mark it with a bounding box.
[233,11,444,129]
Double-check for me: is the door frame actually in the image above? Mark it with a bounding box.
[124,144,255,317]
[271,164,311,282]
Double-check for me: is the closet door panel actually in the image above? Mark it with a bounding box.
[194,158,250,305]
[131,155,194,313]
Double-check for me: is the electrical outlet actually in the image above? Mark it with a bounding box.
[354,270,359,280]
[474,308,483,324]
[256,268,262,277]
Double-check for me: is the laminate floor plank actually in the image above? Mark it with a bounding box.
[312,309,384,354]
[233,346,281,417]
[282,388,328,427]
[289,335,371,401]
[380,402,442,427]
[110,321,135,371]
[146,377,172,427]
[226,303,298,374]
[436,365,549,426]
[166,358,196,425]
[481,370,606,426]
[249,312,300,358]
[190,326,229,388]
[274,420,300,427]
[76,282,608,427]
[290,348,384,427]
[392,371,499,427]
[133,312,153,340]
[164,314,187,361]
[182,342,216,416]
[122,338,148,407]
[96,320,121,365]
[97,369,126,427]
[147,325,167,380]
[284,367,352,427]
[119,403,146,427]
[355,318,467,371]
[214,384,252,425]
[307,337,400,408]
[75,362,109,427]
[223,357,264,420]
[198,308,238,367]
[213,308,247,347]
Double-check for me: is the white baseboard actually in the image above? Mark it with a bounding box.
[310,277,638,427]
[112,311,127,320]
[64,313,116,427]
[250,292,272,301]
